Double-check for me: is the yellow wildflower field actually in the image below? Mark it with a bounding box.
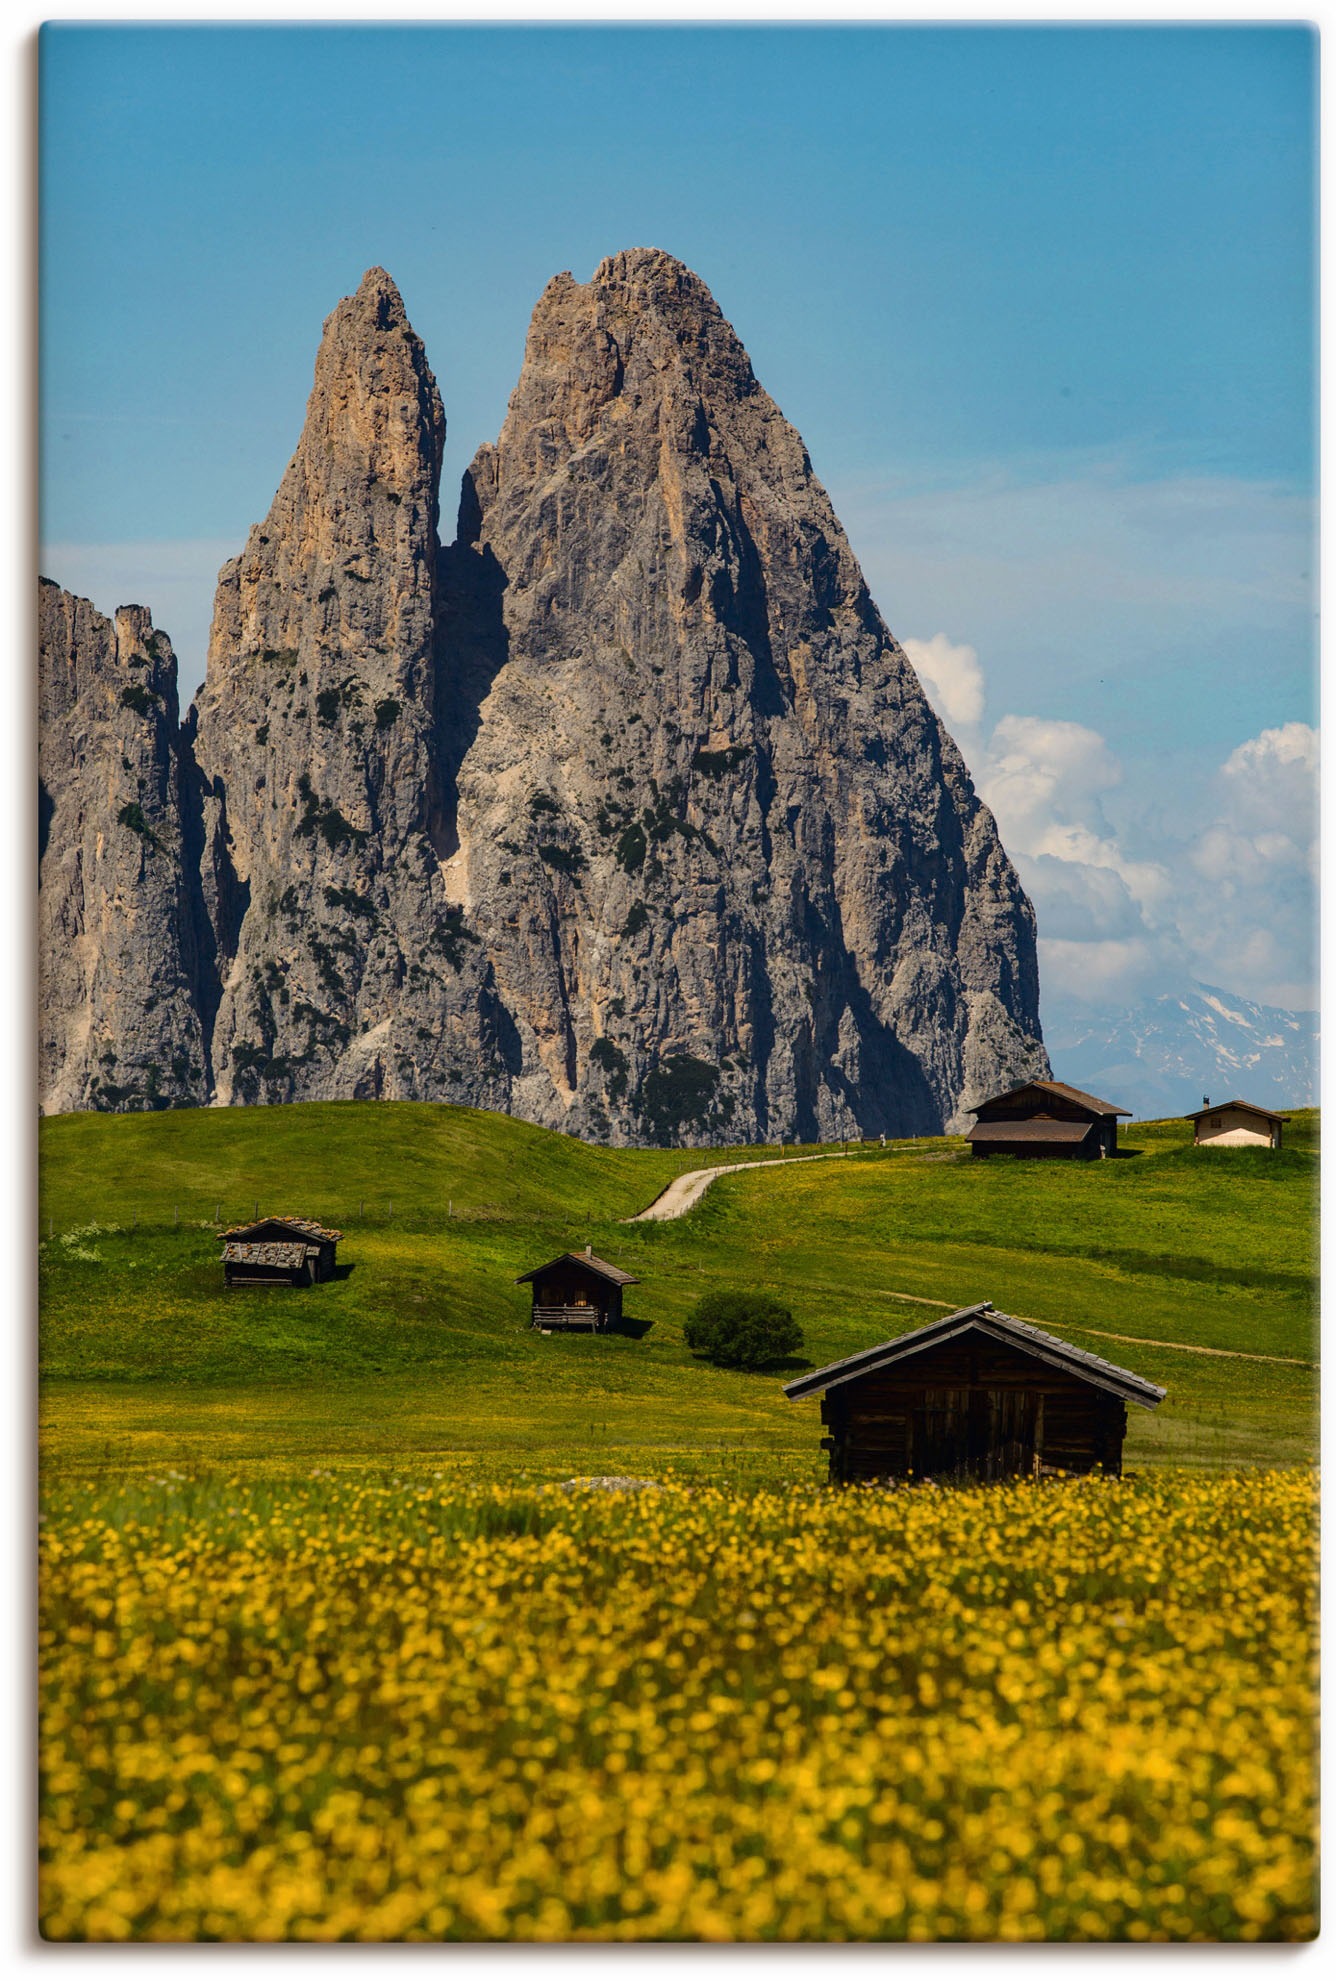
[39,1467,1317,1942]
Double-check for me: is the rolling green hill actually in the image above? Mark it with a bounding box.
[39,1102,1317,1478]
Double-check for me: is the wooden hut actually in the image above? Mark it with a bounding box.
[784,1302,1164,1484]
[967,1079,1131,1160]
[515,1247,640,1331]
[1186,1099,1288,1149]
[220,1216,342,1289]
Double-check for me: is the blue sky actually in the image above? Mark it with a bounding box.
[38,22,1318,1011]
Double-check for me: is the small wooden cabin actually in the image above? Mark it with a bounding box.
[515,1247,640,1331]
[220,1216,341,1289]
[967,1079,1131,1160]
[784,1302,1164,1484]
[1186,1099,1288,1149]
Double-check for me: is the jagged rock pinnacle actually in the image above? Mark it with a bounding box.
[39,255,1048,1134]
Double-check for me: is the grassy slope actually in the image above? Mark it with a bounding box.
[39,1102,1318,1477]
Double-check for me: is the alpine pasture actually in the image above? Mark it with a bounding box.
[39,1102,1318,1941]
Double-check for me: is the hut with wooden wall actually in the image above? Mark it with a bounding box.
[1186,1099,1288,1149]
[515,1247,640,1331]
[967,1080,1131,1160]
[784,1302,1164,1483]
[220,1216,342,1288]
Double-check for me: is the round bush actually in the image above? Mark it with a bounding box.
[683,1290,804,1369]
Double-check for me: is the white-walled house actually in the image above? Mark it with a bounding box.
[1186,1100,1288,1149]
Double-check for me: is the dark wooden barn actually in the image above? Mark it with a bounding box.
[220,1216,342,1289]
[515,1247,640,1331]
[784,1302,1164,1484]
[967,1079,1131,1160]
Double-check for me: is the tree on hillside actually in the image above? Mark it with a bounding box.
[683,1290,803,1370]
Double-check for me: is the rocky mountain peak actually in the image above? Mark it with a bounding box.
[39,583,211,1115]
[41,253,1048,1138]
[446,251,1047,1141]
[189,271,513,1110]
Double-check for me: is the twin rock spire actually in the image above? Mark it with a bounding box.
[39,251,1048,1142]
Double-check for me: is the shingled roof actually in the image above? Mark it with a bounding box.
[222,1241,317,1269]
[783,1303,1166,1409]
[219,1215,343,1242]
[971,1079,1131,1118]
[515,1250,641,1288]
[1184,1099,1289,1125]
[965,1119,1093,1145]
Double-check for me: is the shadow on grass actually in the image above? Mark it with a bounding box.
[686,1353,816,1374]
[331,1263,357,1282]
[609,1313,654,1339]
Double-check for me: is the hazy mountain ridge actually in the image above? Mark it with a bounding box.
[1043,982,1317,1123]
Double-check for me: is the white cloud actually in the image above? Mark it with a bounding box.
[901,633,985,732]
[1038,937,1163,1005]
[835,455,1315,755]
[905,634,1317,1011]
[974,714,1172,937]
[841,457,1313,636]
[1178,723,1319,1008]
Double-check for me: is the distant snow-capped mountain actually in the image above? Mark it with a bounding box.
[1041,982,1317,1123]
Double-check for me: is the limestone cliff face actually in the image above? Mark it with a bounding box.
[38,581,211,1113]
[443,249,1047,1141]
[39,253,1047,1137]
[190,268,515,1107]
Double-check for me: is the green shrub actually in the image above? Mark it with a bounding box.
[590,1036,629,1100]
[537,842,585,879]
[683,1290,804,1369]
[635,1054,730,1142]
[691,743,751,777]
[116,802,160,850]
[294,775,368,851]
[615,822,647,873]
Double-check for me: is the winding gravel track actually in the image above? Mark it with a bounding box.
[625,1152,849,1222]
[624,1158,1310,1368]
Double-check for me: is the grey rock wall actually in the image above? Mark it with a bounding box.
[38,252,1048,1138]
[38,582,211,1113]
[442,249,1047,1141]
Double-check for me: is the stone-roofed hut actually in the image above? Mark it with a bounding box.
[515,1247,640,1332]
[784,1302,1165,1484]
[1186,1099,1288,1149]
[220,1216,342,1289]
[967,1079,1131,1160]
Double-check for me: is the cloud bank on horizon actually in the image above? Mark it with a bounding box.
[904,633,1317,1016]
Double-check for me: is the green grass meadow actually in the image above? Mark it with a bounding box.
[38,1101,1318,1480]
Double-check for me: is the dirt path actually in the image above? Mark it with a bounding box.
[625,1157,1313,1369]
[858,1287,1314,1368]
[625,1152,849,1222]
